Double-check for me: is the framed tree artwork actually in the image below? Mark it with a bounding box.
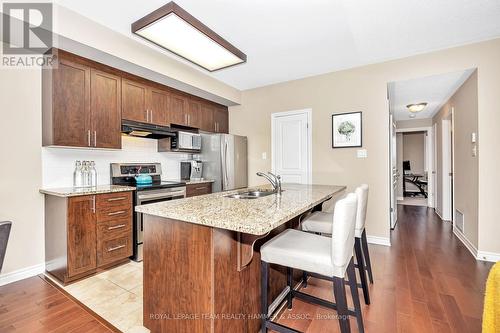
[332,111,362,148]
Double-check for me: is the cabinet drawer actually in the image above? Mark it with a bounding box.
[97,218,131,240]
[96,192,132,210]
[97,235,132,267]
[186,183,212,197]
[97,206,132,222]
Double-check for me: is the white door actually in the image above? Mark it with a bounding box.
[390,115,398,228]
[442,119,453,221]
[272,110,311,184]
[432,123,438,208]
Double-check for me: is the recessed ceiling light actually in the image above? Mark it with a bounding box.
[132,1,247,71]
[406,102,428,113]
[409,114,416,118]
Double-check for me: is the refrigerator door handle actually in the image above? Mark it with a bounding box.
[224,141,229,186]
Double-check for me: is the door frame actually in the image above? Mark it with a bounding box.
[271,109,312,184]
[395,126,435,208]
[441,113,454,222]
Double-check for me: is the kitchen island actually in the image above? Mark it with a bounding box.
[136,183,345,333]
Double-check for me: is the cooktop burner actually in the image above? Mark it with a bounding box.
[110,163,185,191]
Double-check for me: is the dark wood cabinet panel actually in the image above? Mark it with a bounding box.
[186,183,212,197]
[67,196,96,278]
[121,79,148,123]
[51,59,91,147]
[90,69,122,149]
[214,107,229,133]
[169,93,188,126]
[187,99,202,128]
[200,103,215,132]
[149,88,170,126]
[97,234,132,267]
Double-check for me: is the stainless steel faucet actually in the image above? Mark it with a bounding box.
[256,172,282,195]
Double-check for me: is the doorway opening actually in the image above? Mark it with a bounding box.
[387,68,475,231]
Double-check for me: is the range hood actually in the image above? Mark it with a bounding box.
[121,120,176,139]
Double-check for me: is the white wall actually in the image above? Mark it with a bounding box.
[42,136,188,188]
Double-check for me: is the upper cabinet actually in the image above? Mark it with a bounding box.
[43,55,122,149]
[121,79,149,123]
[214,106,229,133]
[122,79,170,126]
[43,50,230,149]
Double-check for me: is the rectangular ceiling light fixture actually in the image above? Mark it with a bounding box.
[132,1,247,71]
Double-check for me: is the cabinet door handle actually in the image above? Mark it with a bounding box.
[195,186,207,190]
[92,196,96,213]
[108,224,126,230]
[87,130,91,147]
[107,196,127,202]
[108,210,126,216]
[150,110,153,123]
[94,131,97,147]
[107,244,126,252]
[146,109,149,122]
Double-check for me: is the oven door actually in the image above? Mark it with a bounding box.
[135,187,186,261]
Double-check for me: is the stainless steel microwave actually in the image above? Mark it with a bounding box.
[171,131,202,152]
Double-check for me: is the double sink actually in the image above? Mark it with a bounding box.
[225,189,278,199]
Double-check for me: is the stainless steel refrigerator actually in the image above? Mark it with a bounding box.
[195,134,248,192]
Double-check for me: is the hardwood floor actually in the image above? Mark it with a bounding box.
[0,275,114,332]
[275,205,493,333]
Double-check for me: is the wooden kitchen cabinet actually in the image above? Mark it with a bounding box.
[200,103,215,132]
[169,93,189,126]
[43,57,91,147]
[187,99,203,128]
[43,53,122,149]
[214,106,229,133]
[45,191,133,284]
[149,88,170,126]
[67,196,97,277]
[90,69,122,149]
[121,79,149,123]
[186,182,213,197]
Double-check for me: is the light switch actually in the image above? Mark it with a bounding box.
[471,132,477,143]
[472,145,477,157]
[357,149,368,158]
[262,152,267,160]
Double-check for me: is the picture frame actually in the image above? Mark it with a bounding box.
[332,111,362,148]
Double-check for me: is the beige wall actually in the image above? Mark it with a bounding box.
[403,132,425,175]
[396,118,433,129]
[230,39,500,253]
[433,71,478,247]
[396,133,404,198]
[0,67,44,276]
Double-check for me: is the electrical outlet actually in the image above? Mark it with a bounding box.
[357,149,368,158]
[262,152,267,160]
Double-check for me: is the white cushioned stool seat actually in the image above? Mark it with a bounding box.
[301,211,334,234]
[261,229,349,277]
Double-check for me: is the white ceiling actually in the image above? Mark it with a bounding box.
[388,69,474,121]
[55,0,500,90]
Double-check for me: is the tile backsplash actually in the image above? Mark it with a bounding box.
[42,136,189,188]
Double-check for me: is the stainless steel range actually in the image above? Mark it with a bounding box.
[110,163,185,261]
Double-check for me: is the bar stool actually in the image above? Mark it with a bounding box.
[260,193,364,333]
[301,184,373,305]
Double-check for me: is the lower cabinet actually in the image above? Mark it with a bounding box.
[186,182,213,197]
[45,191,133,284]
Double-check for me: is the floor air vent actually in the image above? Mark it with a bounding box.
[455,209,464,233]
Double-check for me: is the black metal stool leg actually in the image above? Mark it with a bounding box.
[354,237,370,305]
[287,267,293,309]
[347,258,364,333]
[302,271,308,288]
[261,261,269,333]
[333,276,351,333]
[361,230,374,284]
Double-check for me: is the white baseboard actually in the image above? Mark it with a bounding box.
[477,251,500,262]
[0,263,45,287]
[453,227,478,259]
[367,235,391,247]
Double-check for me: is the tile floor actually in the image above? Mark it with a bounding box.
[48,261,149,333]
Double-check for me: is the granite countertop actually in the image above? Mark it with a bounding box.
[136,183,346,235]
[40,185,135,197]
